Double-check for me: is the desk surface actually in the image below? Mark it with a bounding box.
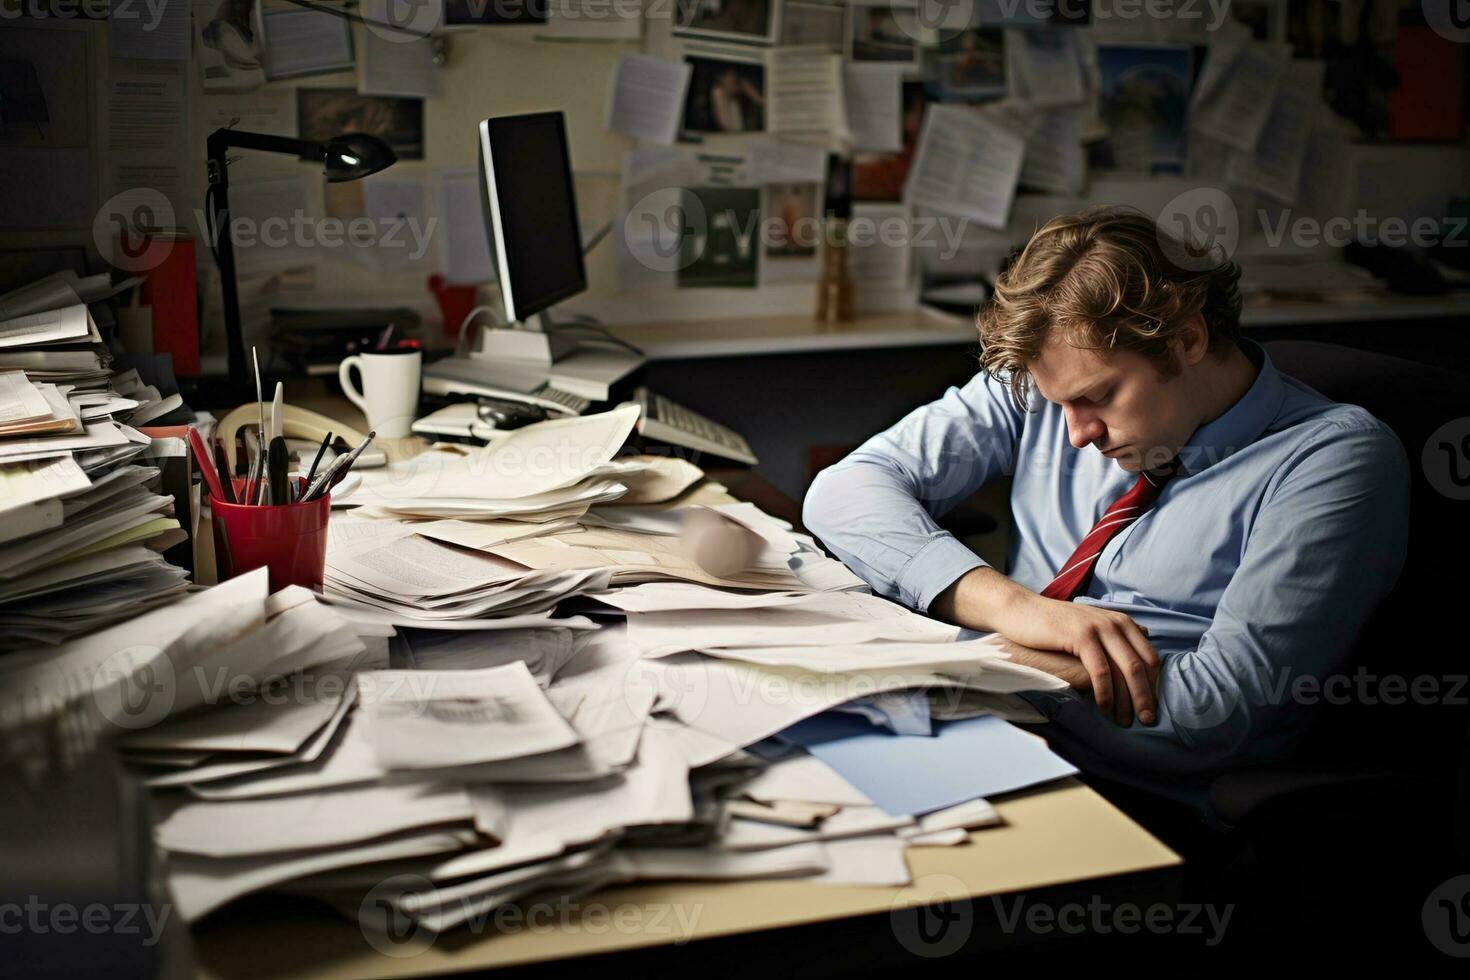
[605,294,1470,361]
[192,778,1179,978]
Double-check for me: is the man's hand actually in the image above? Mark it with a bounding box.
[993,637,1091,691]
[932,567,1160,726]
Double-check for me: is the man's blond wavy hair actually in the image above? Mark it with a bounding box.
[976,206,1243,410]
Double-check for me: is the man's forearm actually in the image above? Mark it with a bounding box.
[929,566,1035,633]
[996,638,1092,690]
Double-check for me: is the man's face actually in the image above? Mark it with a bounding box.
[1027,333,1195,473]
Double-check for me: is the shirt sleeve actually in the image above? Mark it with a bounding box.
[801,371,1026,613]
[1033,417,1410,785]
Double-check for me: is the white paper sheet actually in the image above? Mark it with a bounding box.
[606,53,691,145]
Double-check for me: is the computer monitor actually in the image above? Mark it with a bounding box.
[477,111,588,325]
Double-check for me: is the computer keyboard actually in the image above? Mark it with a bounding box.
[533,382,592,415]
[635,387,758,466]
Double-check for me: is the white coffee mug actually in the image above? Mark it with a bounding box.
[338,348,422,438]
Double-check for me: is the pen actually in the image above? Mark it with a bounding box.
[252,347,268,505]
[271,381,284,441]
[211,437,237,504]
[304,431,332,487]
[303,430,375,501]
[186,426,227,502]
[267,436,289,506]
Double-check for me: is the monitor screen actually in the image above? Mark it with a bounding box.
[478,112,587,323]
[473,112,582,321]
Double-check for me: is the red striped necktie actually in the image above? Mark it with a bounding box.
[1040,463,1179,601]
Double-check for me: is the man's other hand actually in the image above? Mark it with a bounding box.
[933,568,1159,726]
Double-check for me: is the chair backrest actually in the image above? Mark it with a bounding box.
[1262,340,1470,766]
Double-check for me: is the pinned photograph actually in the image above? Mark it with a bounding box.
[298,89,425,160]
[1093,45,1191,175]
[935,27,1006,101]
[848,4,920,69]
[782,0,845,50]
[682,55,766,133]
[765,183,820,259]
[673,0,779,45]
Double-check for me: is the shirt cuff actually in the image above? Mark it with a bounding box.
[898,534,988,614]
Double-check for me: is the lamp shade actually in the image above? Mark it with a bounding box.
[322,133,397,183]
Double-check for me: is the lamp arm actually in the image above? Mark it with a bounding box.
[206,128,326,165]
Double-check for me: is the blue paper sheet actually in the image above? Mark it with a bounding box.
[776,712,1078,816]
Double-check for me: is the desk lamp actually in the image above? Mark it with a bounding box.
[195,128,396,404]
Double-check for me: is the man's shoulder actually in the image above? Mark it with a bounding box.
[1270,388,1408,489]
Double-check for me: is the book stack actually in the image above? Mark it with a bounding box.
[0,272,194,653]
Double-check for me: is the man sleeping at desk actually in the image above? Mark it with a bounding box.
[803,206,1409,800]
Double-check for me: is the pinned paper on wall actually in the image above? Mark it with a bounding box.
[606,53,691,145]
[436,169,497,286]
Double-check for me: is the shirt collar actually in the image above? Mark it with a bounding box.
[1176,339,1288,477]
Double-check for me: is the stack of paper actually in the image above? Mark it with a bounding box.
[0,571,363,747]
[0,273,191,652]
[345,405,643,522]
[324,529,616,625]
[121,603,1076,926]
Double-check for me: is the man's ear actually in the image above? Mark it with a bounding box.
[1175,313,1210,366]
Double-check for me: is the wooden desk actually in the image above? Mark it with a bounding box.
[191,780,1179,978]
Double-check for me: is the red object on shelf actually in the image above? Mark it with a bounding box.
[212,480,330,592]
[1390,26,1465,141]
[429,274,478,339]
[139,232,201,374]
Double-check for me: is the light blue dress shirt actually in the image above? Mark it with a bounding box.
[803,340,1409,799]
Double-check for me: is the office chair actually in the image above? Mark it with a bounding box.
[1092,340,1470,950]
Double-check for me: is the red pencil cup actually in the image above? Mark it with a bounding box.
[212,481,331,592]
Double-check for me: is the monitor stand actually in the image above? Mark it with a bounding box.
[473,312,579,366]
